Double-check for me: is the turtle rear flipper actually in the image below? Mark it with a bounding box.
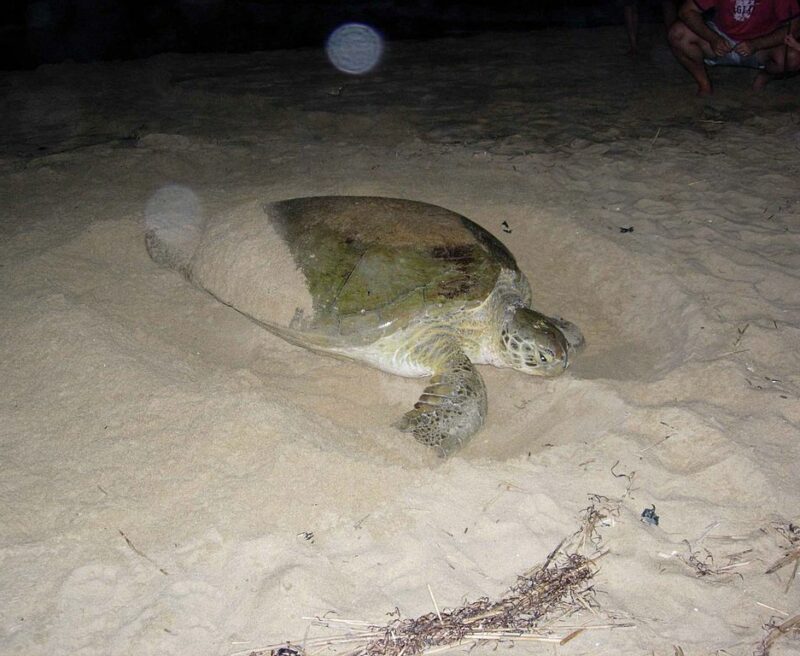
[395,352,487,457]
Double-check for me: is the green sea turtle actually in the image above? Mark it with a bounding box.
[145,195,582,455]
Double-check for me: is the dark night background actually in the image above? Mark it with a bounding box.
[0,1,659,70]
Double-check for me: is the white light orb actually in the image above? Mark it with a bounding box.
[325,23,384,75]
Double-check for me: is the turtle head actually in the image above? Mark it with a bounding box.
[499,307,569,376]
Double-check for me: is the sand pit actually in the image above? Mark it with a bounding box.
[1,25,799,656]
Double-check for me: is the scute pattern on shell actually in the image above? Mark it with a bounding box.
[268,196,517,336]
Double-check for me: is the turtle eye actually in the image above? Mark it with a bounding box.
[539,347,555,363]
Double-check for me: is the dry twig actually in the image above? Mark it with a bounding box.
[766,521,800,593]
[679,542,752,579]
[245,549,624,656]
[118,529,168,576]
[755,614,800,656]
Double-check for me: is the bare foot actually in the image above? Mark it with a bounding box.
[696,82,713,96]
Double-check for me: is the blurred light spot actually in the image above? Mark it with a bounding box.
[325,23,384,75]
[145,185,202,240]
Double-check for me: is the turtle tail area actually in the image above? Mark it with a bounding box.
[144,185,204,277]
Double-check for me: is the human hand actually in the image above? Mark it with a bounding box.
[786,33,800,52]
[711,36,732,56]
[733,40,754,56]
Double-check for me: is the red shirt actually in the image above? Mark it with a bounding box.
[694,0,799,40]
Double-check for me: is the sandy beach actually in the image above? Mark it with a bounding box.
[1,23,799,655]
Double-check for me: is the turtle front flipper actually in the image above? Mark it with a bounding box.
[395,352,487,457]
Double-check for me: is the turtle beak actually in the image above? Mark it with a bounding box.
[539,327,569,372]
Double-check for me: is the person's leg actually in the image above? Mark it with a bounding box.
[753,42,800,90]
[624,2,639,54]
[668,20,715,94]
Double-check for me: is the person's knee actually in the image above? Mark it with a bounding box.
[787,48,800,72]
[667,21,688,48]
[765,45,800,72]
